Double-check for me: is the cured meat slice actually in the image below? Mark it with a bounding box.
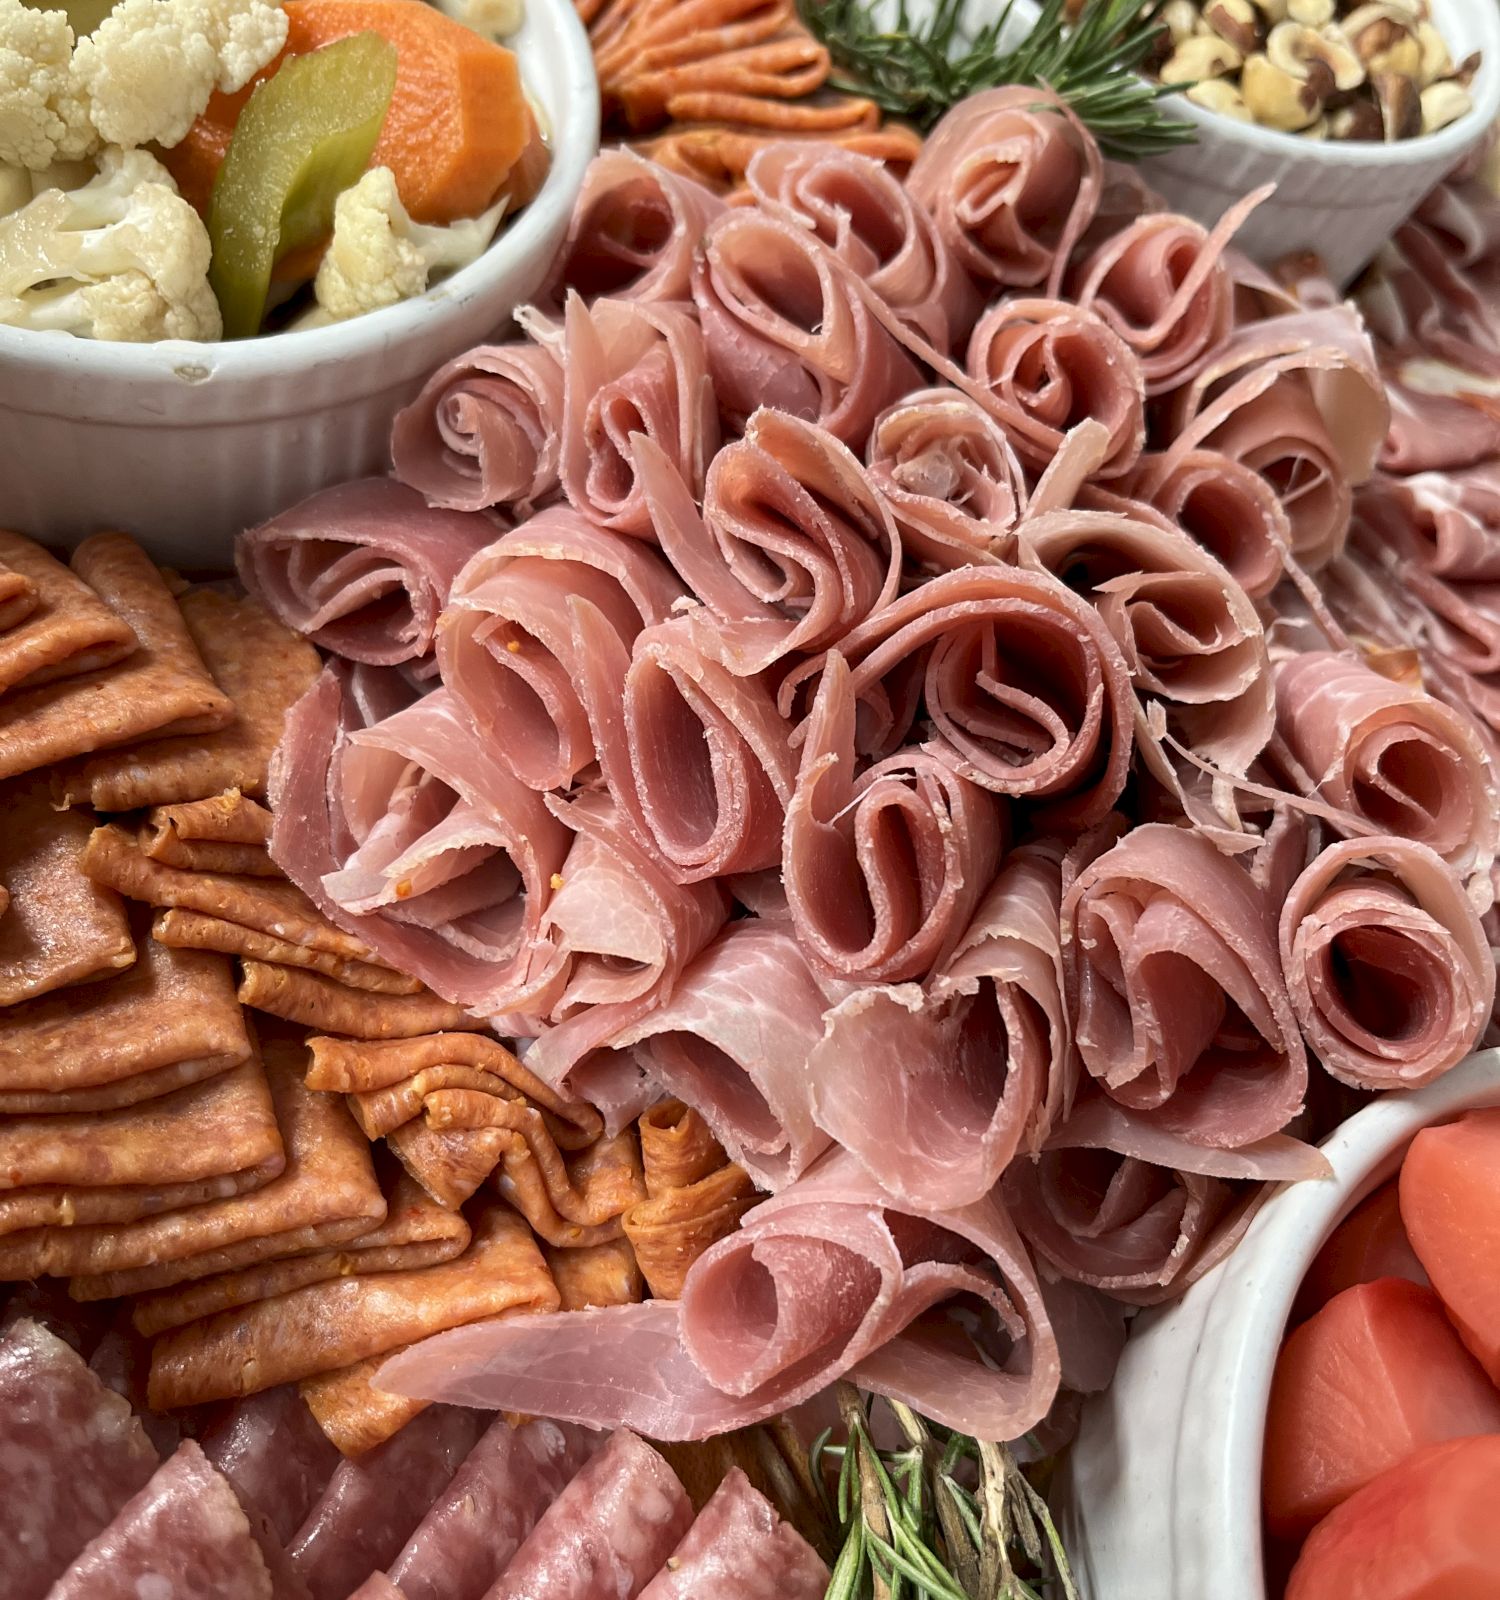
[47,1441,274,1600]
[142,792,276,877]
[1380,367,1500,475]
[391,338,565,514]
[691,206,922,447]
[286,1406,484,1600]
[0,1319,157,1600]
[806,842,1069,1211]
[199,1386,342,1546]
[575,609,796,882]
[557,294,719,534]
[623,1161,757,1299]
[635,123,924,192]
[636,1468,827,1600]
[299,1353,432,1456]
[1278,836,1494,1090]
[236,962,480,1038]
[85,1314,179,1460]
[784,653,1006,983]
[1358,464,1500,581]
[907,85,1101,296]
[639,1100,725,1196]
[1063,822,1309,1164]
[146,1205,560,1410]
[745,140,981,352]
[380,1148,1061,1444]
[639,410,900,677]
[154,910,421,995]
[0,558,36,632]
[0,777,133,1007]
[238,479,494,669]
[482,1429,693,1600]
[52,590,321,811]
[966,298,1145,478]
[548,1237,646,1309]
[438,509,685,791]
[782,564,1135,831]
[546,148,726,305]
[387,1418,600,1600]
[347,1579,403,1599]
[1273,649,1500,882]
[0,1281,112,1355]
[0,535,232,781]
[387,1120,510,1210]
[0,529,135,696]
[865,389,1026,571]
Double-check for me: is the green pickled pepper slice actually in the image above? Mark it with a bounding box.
[207,32,398,339]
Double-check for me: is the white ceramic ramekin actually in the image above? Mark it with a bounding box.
[0,0,598,567]
[1140,0,1500,288]
[1055,1048,1500,1600]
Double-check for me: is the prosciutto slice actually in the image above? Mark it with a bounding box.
[1278,836,1494,1090]
[744,140,981,353]
[380,1148,1061,1445]
[390,339,565,515]
[907,85,1102,297]
[638,409,900,677]
[1379,366,1500,475]
[557,294,719,535]
[782,564,1135,831]
[1357,465,1500,581]
[966,299,1146,478]
[1063,822,1310,1166]
[691,207,922,447]
[437,509,685,790]
[546,149,726,306]
[784,652,1005,983]
[237,480,493,669]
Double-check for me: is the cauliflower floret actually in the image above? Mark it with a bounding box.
[312,165,506,324]
[0,0,95,168]
[0,145,221,339]
[431,0,522,41]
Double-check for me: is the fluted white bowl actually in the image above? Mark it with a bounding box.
[0,0,598,567]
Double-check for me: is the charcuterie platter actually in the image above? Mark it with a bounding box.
[3,1,1500,1597]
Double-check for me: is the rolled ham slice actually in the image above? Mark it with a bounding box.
[1278,836,1495,1090]
[1357,464,1500,581]
[237,479,495,669]
[546,148,726,306]
[966,297,1145,479]
[438,509,685,790]
[390,339,565,515]
[907,85,1102,297]
[691,206,922,447]
[865,388,1027,571]
[637,1468,828,1600]
[1380,367,1500,475]
[744,140,981,353]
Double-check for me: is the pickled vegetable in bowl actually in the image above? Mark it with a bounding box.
[0,0,549,340]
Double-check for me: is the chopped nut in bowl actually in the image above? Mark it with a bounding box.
[1139,0,1500,284]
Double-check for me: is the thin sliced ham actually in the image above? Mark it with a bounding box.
[437,509,685,790]
[1379,365,1500,475]
[691,206,922,447]
[744,140,981,353]
[237,480,494,669]
[390,339,565,515]
[1358,465,1500,581]
[907,85,1102,297]
[1278,836,1495,1090]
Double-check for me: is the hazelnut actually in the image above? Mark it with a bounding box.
[1373,69,1422,138]
[1419,79,1473,133]
[1265,20,1366,90]
[1161,32,1245,82]
[1242,50,1327,127]
[1186,77,1255,118]
[1204,0,1262,53]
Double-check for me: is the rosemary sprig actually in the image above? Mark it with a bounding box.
[799,0,1196,161]
[812,1385,1079,1600]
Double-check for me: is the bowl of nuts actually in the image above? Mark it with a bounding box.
[1138,0,1500,285]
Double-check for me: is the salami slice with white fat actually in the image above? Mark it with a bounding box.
[199,1385,342,1546]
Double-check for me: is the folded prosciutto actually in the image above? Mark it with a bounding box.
[438,509,684,791]
[691,206,922,446]
[745,140,981,353]
[1278,836,1494,1090]
[907,85,1101,296]
[390,338,565,515]
[238,479,495,669]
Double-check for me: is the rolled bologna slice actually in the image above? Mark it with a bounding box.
[691,207,922,447]
[907,85,1102,297]
[545,148,726,306]
[198,1385,341,1547]
[784,653,1006,984]
[237,480,494,669]
[966,298,1146,479]
[866,389,1027,571]
[1278,836,1495,1089]
[1064,822,1310,1163]
[483,1429,693,1600]
[438,509,685,790]
[637,1468,828,1600]
[744,140,981,353]
[390,339,565,515]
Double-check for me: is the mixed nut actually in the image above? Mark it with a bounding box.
[1149,0,1480,139]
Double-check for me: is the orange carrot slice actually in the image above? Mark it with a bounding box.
[1295,1179,1429,1320]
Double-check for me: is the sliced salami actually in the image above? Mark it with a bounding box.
[199,1385,342,1545]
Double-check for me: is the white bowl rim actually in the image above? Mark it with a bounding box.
[0,0,598,381]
